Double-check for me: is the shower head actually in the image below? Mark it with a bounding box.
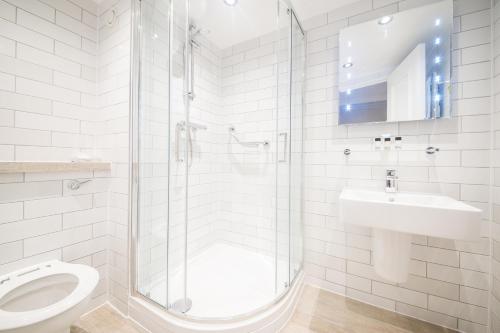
[190,39,201,49]
[189,24,210,38]
[189,24,209,49]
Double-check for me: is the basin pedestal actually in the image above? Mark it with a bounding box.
[372,229,412,283]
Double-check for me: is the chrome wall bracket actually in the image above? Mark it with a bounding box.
[425,146,440,154]
[67,179,91,190]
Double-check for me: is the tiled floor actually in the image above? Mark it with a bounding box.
[72,304,144,333]
[281,286,457,333]
[76,285,457,333]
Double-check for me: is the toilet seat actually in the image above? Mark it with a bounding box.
[0,260,99,331]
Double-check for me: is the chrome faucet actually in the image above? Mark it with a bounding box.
[386,169,398,193]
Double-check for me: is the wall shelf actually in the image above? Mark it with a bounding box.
[0,161,111,174]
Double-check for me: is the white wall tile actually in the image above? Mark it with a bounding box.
[0,202,23,224]
[16,77,80,105]
[17,44,81,77]
[17,9,81,48]
[0,16,54,52]
[0,90,52,115]
[24,194,93,219]
[56,11,96,42]
[0,180,60,203]
[40,0,82,20]
[15,111,80,133]
[0,215,61,244]
[0,35,15,57]
[55,41,95,67]
[0,127,50,145]
[24,225,92,256]
[0,1,16,22]
[372,281,427,308]
[428,295,488,325]
[0,241,22,264]
[5,0,55,22]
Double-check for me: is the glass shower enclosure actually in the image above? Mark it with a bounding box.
[131,0,305,320]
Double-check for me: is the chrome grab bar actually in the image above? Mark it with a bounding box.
[229,127,269,147]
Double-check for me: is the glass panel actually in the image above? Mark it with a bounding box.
[290,12,304,284]
[167,0,189,311]
[275,0,291,296]
[181,0,281,318]
[136,0,171,308]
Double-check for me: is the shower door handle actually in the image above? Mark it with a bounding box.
[175,122,184,162]
[186,42,195,100]
[278,132,288,163]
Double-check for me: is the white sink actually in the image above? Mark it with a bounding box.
[339,189,482,241]
[339,189,482,283]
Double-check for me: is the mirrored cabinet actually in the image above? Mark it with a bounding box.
[338,0,453,125]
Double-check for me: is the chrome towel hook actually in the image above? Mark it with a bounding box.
[67,179,91,190]
[425,147,440,154]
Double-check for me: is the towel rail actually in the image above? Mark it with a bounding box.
[229,127,269,147]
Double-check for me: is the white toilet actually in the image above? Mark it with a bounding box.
[0,260,99,333]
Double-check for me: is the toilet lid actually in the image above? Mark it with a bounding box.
[0,260,99,330]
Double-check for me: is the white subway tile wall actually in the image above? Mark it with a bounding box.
[95,0,131,313]
[0,0,108,309]
[299,1,492,332]
[218,30,282,258]
[0,1,496,332]
[492,1,500,332]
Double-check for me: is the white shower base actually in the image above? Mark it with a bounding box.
[150,243,288,318]
[129,259,303,333]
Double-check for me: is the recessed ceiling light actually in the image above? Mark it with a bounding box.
[343,62,353,68]
[435,18,441,26]
[378,16,393,25]
[223,0,238,6]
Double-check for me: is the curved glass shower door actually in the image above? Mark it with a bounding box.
[134,0,304,320]
[290,8,305,286]
[135,0,172,306]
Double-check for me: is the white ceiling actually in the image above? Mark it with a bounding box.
[290,0,359,21]
[191,0,359,49]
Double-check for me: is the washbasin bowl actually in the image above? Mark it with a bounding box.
[339,189,482,241]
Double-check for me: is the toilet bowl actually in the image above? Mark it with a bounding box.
[0,260,99,333]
